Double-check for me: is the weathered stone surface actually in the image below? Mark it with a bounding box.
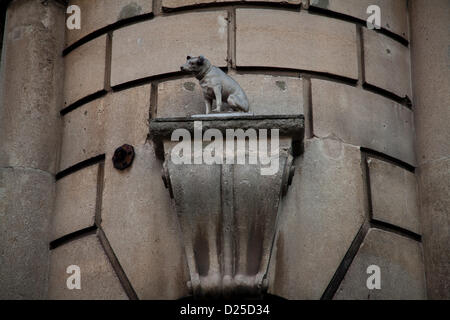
[59,84,151,172]
[64,35,107,108]
[311,79,416,166]
[162,0,301,9]
[0,0,64,299]
[417,158,450,299]
[104,84,151,152]
[66,0,153,47]
[48,233,128,299]
[157,78,204,117]
[309,0,408,39]
[0,168,55,299]
[363,29,411,98]
[111,11,228,86]
[157,75,303,117]
[410,1,450,166]
[268,138,365,299]
[101,143,190,299]
[368,157,420,234]
[0,0,64,174]
[410,0,450,300]
[335,229,426,299]
[150,115,304,140]
[236,9,358,80]
[51,164,99,241]
[59,98,106,171]
[161,135,292,297]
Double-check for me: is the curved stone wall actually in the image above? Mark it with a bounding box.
[47,0,426,299]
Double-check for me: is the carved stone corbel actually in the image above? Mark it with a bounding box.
[150,115,304,298]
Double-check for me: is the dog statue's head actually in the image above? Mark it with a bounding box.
[180,55,210,74]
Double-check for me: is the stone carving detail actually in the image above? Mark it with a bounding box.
[180,55,250,114]
[150,115,304,298]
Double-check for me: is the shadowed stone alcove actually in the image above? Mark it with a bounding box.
[150,115,304,298]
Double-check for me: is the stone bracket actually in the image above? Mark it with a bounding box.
[149,114,304,298]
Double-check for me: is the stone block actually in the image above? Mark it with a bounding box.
[268,138,365,299]
[66,0,153,47]
[64,35,107,108]
[52,164,99,241]
[311,79,416,166]
[0,1,64,174]
[156,78,205,118]
[417,158,450,299]
[0,168,54,299]
[363,28,411,98]
[59,98,106,172]
[48,233,128,299]
[236,9,358,80]
[111,11,228,86]
[410,0,450,166]
[156,74,303,117]
[368,157,420,234]
[162,0,301,9]
[104,84,151,152]
[59,84,151,172]
[101,143,190,299]
[309,0,408,39]
[335,229,426,299]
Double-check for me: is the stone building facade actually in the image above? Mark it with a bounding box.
[0,0,448,299]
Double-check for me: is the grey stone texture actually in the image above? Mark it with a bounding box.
[63,35,107,108]
[59,98,106,171]
[160,133,294,297]
[48,233,128,300]
[103,84,151,152]
[51,164,99,241]
[0,167,55,299]
[101,143,190,299]
[157,75,303,117]
[162,0,301,10]
[0,0,65,299]
[309,0,408,39]
[335,229,426,300]
[368,157,420,234]
[311,79,416,166]
[2,0,446,301]
[410,0,450,300]
[410,1,450,167]
[363,28,412,98]
[236,9,358,80]
[60,84,151,171]
[417,159,450,299]
[0,0,64,174]
[65,0,153,47]
[111,11,228,86]
[268,138,365,299]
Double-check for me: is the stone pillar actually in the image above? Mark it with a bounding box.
[0,0,65,299]
[410,0,450,300]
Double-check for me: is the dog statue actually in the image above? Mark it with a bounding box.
[180,55,249,114]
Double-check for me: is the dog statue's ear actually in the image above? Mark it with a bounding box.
[186,55,192,60]
[197,55,205,65]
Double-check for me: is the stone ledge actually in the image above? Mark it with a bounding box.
[149,114,305,138]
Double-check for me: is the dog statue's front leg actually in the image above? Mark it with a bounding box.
[205,98,212,114]
[212,85,223,112]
